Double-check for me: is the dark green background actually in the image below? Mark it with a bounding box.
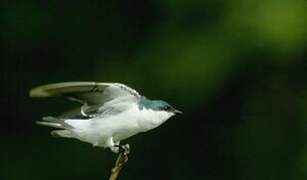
[2,0,307,179]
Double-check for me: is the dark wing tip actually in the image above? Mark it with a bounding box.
[29,82,96,98]
[29,86,51,97]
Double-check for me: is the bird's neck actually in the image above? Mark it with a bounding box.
[137,108,172,131]
[138,97,153,110]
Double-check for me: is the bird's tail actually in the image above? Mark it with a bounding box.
[36,116,72,129]
[36,116,73,138]
[50,130,73,138]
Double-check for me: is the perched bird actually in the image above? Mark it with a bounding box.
[30,82,181,153]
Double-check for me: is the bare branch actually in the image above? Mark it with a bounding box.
[109,144,130,180]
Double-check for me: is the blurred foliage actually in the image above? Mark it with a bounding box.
[1,0,307,179]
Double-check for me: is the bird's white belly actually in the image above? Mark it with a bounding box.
[95,113,141,143]
[66,104,171,147]
[67,108,139,146]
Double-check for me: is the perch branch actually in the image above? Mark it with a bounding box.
[109,144,130,180]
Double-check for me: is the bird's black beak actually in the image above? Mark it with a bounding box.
[173,109,183,114]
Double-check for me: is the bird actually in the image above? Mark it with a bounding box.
[30,82,182,153]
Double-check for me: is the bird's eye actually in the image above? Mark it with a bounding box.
[164,106,171,111]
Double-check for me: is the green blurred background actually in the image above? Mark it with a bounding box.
[1,0,307,179]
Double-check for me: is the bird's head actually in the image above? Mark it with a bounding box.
[153,100,182,115]
[139,98,182,117]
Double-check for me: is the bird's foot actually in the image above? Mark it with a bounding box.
[114,144,130,154]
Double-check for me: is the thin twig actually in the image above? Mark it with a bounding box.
[109,144,130,180]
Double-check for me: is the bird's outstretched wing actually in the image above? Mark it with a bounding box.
[29,82,141,105]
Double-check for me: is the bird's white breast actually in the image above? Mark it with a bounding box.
[136,107,174,132]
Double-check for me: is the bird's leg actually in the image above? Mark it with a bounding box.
[114,141,120,146]
[114,144,129,153]
[115,144,130,156]
[107,138,127,153]
[113,141,121,152]
[107,137,120,153]
[107,137,127,154]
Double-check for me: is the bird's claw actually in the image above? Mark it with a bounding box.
[114,144,130,154]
